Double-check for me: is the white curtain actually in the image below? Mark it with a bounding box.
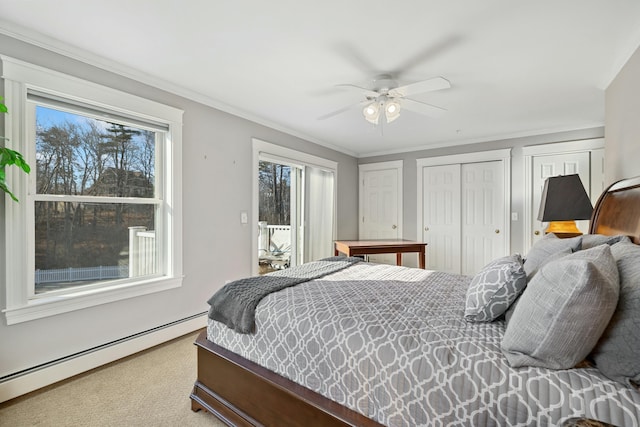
[305,167,335,261]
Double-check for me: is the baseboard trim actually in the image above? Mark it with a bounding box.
[0,313,207,403]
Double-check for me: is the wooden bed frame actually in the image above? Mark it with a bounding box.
[589,175,640,243]
[191,175,640,426]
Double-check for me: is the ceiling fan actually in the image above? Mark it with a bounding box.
[319,74,451,125]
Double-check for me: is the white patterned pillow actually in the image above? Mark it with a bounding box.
[464,254,527,322]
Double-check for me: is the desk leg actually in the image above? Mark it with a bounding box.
[396,253,402,266]
[419,251,425,269]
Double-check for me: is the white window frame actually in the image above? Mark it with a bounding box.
[2,56,184,325]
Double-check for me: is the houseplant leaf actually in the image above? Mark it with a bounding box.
[1,98,31,202]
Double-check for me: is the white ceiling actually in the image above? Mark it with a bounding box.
[1,1,640,157]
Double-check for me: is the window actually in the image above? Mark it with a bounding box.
[2,56,183,324]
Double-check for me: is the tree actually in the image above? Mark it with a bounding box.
[33,111,155,270]
[136,130,156,196]
[100,123,141,224]
[258,161,290,225]
[36,121,83,260]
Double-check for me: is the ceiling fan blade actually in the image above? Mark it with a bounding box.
[332,42,381,76]
[401,98,447,117]
[335,83,380,99]
[318,100,370,120]
[389,77,450,98]
[391,35,462,78]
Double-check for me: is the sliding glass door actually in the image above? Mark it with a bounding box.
[254,140,337,275]
[257,160,299,274]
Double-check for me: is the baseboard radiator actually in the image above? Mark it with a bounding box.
[0,312,207,403]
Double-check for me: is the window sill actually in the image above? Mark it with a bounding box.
[2,276,183,325]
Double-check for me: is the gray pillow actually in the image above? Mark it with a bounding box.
[523,233,582,280]
[581,234,631,250]
[502,244,620,369]
[464,254,526,322]
[503,296,519,325]
[504,247,572,325]
[590,242,640,388]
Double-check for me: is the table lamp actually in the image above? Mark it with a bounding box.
[537,174,593,237]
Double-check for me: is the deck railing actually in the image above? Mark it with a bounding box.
[34,226,156,287]
[35,265,128,284]
[258,222,291,269]
[129,226,157,277]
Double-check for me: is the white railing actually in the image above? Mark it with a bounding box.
[258,222,291,269]
[258,223,291,256]
[34,226,156,285]
[35,265,128,284]
[129,226,157,278]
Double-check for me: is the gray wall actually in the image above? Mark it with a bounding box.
[2,29,638,382]
[360,40,640,261]
[0,34,358,378]
[605,45,640,183]
[358,127,605,258]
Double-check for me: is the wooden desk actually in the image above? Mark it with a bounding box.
[334,239,427,269]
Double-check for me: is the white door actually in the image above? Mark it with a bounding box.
[360,166,401,264]
[590,148,606,201]
[422,161,507,275]
[531,152,590,245]
[461,161,506,275]
[422,164,461,273]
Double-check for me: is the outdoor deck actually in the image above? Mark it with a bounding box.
[258,222,291,274]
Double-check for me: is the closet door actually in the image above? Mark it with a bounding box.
[461,161,506,275]
[531,152,590,246]
[422,164,461,273]
[523,138,604,252]
[422,160,507,275]
[590,148,606,199]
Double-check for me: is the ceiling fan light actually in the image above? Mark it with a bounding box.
[363,102,380,124]
[385,100,401,123]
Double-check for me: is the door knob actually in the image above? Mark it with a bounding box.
[392,225,397,229]
[534,230,540,235]
[495,229,500,234]
[424,227,429,231]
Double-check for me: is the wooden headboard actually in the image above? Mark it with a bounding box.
[590,175,640,244]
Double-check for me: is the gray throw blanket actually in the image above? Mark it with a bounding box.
[208,256,362,333]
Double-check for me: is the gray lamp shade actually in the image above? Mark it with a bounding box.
[537,174,593,221]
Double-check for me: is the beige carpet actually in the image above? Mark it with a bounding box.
[0,330,225,427]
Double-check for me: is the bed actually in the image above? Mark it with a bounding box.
[191,175,640,426]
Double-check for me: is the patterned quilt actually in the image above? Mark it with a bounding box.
[207,261,640,427]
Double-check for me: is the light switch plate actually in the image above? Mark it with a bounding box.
[240,211,248,224]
